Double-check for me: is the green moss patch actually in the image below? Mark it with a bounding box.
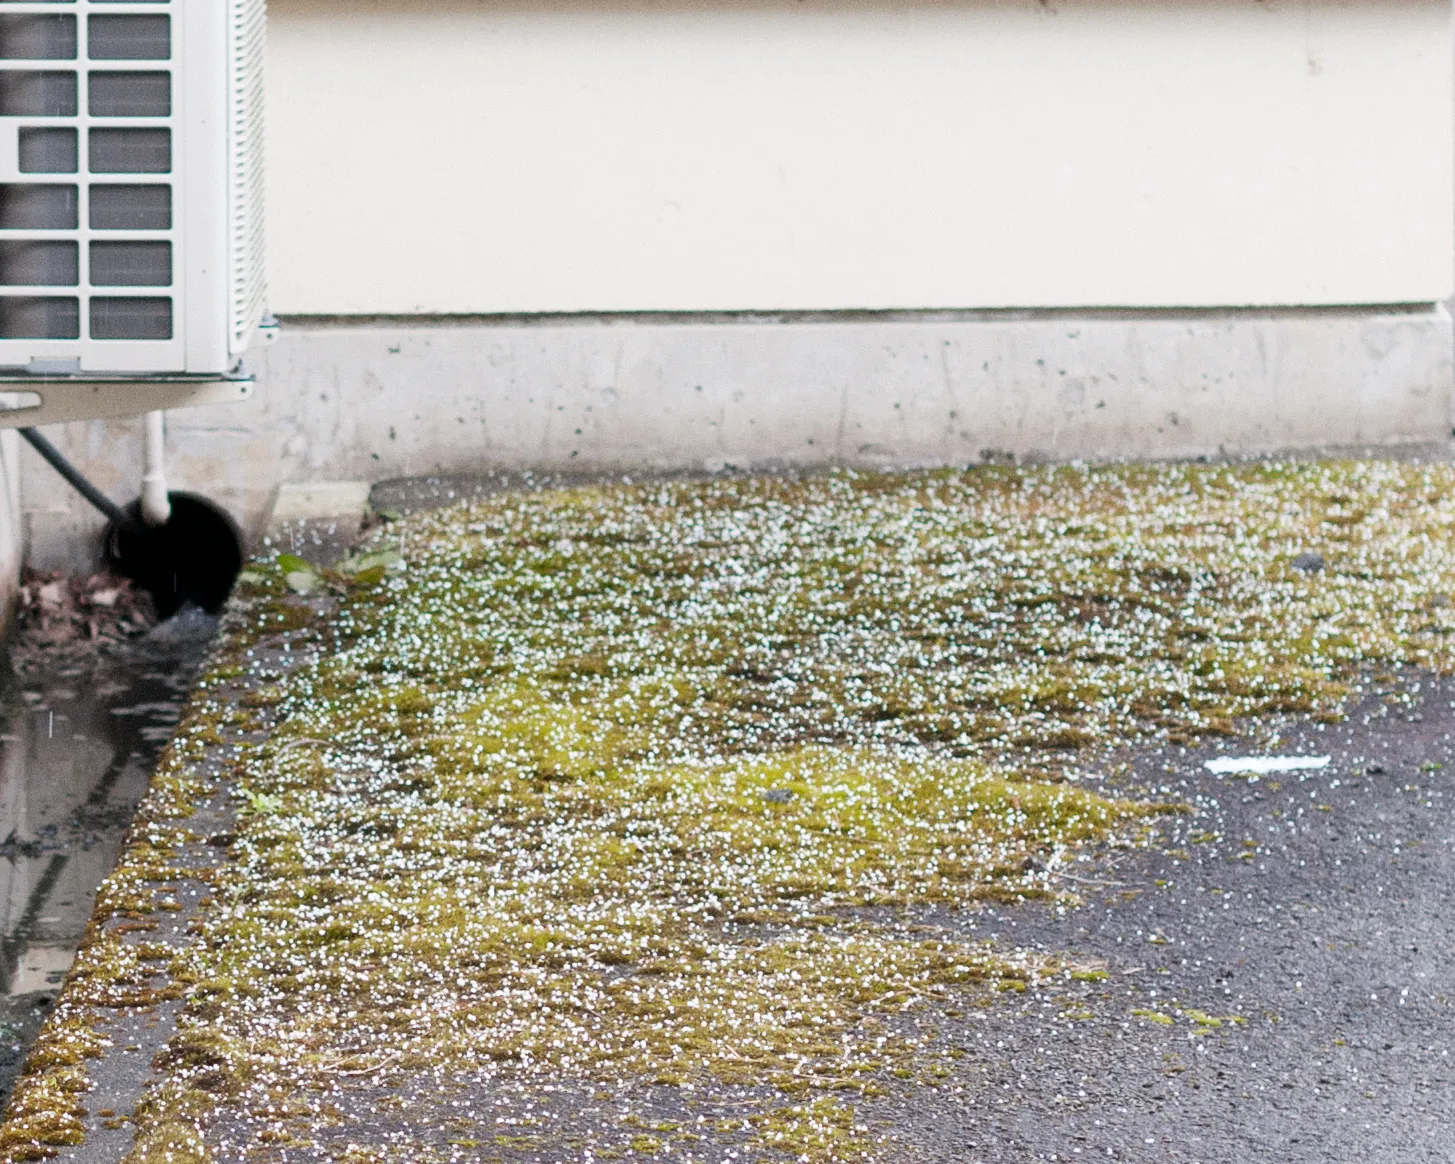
[9,462,1455,1162]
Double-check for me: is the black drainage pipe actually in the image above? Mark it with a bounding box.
[106,494,244,618]
[18,426,244,619]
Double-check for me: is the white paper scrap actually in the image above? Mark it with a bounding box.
[1203,755,1331,776]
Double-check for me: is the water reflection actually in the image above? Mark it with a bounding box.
[0,621,210,1098]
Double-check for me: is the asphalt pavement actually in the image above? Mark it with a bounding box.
[878,673,1454,1163]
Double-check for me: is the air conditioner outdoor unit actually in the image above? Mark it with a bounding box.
[0,0,267,428]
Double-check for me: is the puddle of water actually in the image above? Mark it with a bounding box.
[0,618,213,1100]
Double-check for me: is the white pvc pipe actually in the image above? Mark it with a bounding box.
[140,410,171,527]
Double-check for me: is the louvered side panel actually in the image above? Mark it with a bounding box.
[227,0,264,360]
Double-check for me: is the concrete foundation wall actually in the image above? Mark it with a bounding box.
[0,433,22,623]
[18,307,1454,571]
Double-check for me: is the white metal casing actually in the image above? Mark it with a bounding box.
[0,0,265,383]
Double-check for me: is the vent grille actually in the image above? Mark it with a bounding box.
[0,3,178,358]
[227,0,265,359]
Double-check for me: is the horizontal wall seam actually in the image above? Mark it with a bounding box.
[274,305,1444,330]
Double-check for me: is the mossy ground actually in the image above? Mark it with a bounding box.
[7,462,1455,1161]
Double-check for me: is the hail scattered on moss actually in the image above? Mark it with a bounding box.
[10,461,1455,1162]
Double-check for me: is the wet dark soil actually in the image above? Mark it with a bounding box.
[0,608,215,1105]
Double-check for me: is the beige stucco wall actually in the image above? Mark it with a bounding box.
[267,0,1453,314]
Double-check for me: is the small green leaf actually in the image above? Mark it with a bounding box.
[340,549,405,576]
[276,553,315,575]
[239,788,282,816]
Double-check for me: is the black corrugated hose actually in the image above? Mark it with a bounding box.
[17,426,132,528]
